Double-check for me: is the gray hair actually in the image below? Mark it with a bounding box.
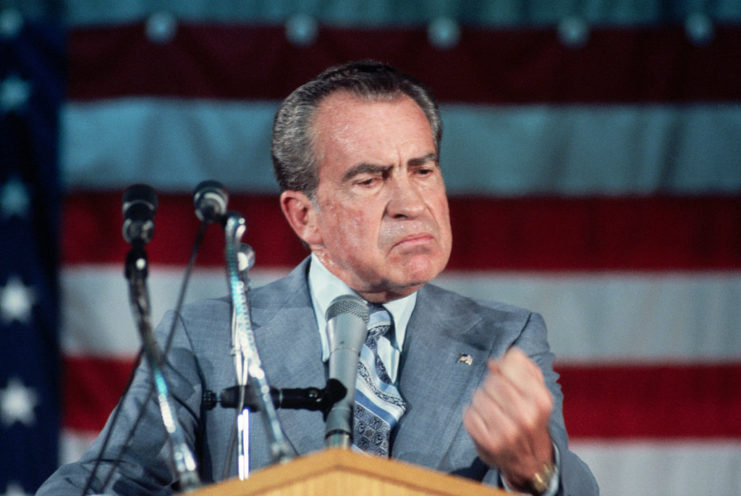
[271,60,442,197]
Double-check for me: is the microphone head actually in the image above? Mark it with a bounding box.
[326,294,369,323]
[122,184,158,244]
[324,294,369,448]
[193,180,228,223]
[122,183,158,214]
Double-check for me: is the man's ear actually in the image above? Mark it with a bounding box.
[280,190,322,247]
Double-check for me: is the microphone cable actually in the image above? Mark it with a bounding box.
[99,221,209,493]
[81,181,227,495]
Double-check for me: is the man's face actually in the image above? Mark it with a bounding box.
[304,91,452,302]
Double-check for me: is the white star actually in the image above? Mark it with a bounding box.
[0,377,38,427]
[0,177,30,219]
[0,277,36,325]
[0,9,24,39]
[0,74,31,113]
[1,482,31,496]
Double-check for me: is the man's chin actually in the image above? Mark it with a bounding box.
[389,263,446,291]
[398,251,448,279]
[350,254,449,301]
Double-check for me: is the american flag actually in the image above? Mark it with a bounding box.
[0,11,63,495]
[3,3,741,495]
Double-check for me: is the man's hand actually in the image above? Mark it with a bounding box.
[462,348,555,491]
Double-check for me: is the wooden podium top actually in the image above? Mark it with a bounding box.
[190,448,506,496]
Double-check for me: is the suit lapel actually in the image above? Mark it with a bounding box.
[249,259,327,457]
[393,284,493,470]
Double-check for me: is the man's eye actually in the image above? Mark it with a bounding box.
[356,177,377,186]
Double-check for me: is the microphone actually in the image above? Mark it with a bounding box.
[324,294,369,448]
[193,180,228,223]
[120,183,202,490]
[122,184,158,244]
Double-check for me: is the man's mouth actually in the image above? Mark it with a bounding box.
[392,233,435,250]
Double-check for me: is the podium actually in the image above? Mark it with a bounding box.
[190,448,506,496]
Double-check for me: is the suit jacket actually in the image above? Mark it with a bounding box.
[37,258,598,495]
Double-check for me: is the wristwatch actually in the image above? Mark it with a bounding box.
[526,461,556,494]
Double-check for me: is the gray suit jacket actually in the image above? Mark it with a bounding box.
[37,258,598,495]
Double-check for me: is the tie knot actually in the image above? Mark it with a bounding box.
[367,304,392,339]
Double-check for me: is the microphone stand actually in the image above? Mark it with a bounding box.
[124,243,201,491]
[224,214,291,479]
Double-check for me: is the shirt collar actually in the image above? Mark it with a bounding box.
[307,253,416,362]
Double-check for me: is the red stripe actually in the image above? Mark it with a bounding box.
[68,23,741,104]
[447,195,741,271]
[62,191,307,269]
[63,356,137,431]
[558,363,741,438]
[62,355,741,438]
[62,192,741,270]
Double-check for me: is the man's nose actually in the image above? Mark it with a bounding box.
[386,177,425,218]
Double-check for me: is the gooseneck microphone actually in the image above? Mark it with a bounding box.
[324,294,370,448]
[122,184,158,244]
[121,184,201,492]
[193,180,228,223]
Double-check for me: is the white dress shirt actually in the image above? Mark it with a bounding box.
[307,253,416,383]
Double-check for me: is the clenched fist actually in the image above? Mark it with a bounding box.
[463,348,555,491]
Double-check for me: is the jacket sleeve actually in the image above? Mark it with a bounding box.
[35,309,204,496]
[500,311,600,495]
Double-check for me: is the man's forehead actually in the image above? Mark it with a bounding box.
[313,91,430,140]
[315,90,415,121]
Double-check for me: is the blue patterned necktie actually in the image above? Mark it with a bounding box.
[352,304,407,456]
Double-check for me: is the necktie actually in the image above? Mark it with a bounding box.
[352,304,407,456]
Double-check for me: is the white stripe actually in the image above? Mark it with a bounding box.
[61,99,280,193]
[63,1,741,27]
[442,103,741,195]
[435,270,741,363]
[62,99,741,195]
[61,265,288,356]
[62,266,741,362]
[572,440,741,496]
[60,429,98,465]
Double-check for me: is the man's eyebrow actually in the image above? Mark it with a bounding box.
[342,163,392,182]
[341,153,439,182]
[408,152,439,167]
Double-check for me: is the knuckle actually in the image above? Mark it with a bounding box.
[521,407,540,432]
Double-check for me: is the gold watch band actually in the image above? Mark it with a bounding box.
[527,461,556,494]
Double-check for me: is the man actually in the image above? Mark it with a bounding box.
[37,61,598,495]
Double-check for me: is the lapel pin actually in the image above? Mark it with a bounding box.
[457,353,473,366]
